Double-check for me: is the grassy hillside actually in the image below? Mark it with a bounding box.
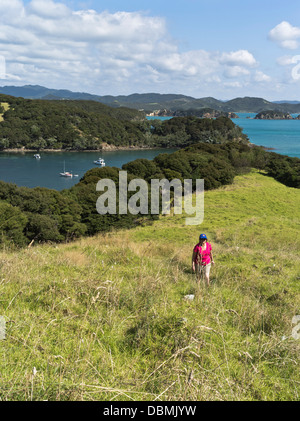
[0,171,299,401]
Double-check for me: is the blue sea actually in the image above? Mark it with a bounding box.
[147,113,300,158]
[232,113,300,158]
[0,113,299,190]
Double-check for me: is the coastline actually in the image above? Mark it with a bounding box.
[248,142,276,151]
[1,143,273,154]
[0,144,170,153]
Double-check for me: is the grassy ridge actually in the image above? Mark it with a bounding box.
[0,171,299,401]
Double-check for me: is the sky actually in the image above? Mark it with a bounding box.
[1,0,300,100]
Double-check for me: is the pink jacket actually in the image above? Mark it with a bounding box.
[193,242,212,265]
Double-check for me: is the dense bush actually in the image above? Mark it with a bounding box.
[265,153,300,188]
[0,181,86,244]
[150,116,248,147]
[0,95,145,150]
[68,166,158,236]
[0,202,28,246]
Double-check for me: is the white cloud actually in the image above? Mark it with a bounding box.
[28,0,70,19]
[0,0,25,20]
[281,40,299,50]
[154,50,219,78]
[269,21,300,50]
[0,0,269,96]
[277,55,296,66]
[254,71,271,83]
[223,66,250,78]
[220,50,257,67]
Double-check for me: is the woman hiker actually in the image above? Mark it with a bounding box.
[192,234,215,286]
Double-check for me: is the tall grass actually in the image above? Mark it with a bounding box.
[0,171,299,400]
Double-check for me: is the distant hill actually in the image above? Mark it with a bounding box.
[273,100,300,104]
[1,85,300,113]
[0,85,105,102]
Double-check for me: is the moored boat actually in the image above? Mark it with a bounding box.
[93,157,105,166]
[59,161,73,177]
[60,171,73,178]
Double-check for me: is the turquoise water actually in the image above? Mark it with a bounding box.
[147,114,300,158]
[0,149,176,191]
[233,113,300,158]
[146,116,173,121]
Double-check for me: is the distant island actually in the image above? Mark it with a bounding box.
[254,110,300,120]
[147,108,239,119]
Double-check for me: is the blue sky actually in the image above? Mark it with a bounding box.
[2,0,300,100]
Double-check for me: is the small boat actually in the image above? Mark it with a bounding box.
[60,161,73,177]
[93,157,105,166]
[34,154,41,159]
[60,171,73,178]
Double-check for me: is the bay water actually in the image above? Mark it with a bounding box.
[232,113,300,158]
[0,149,176,191]
[0,113,299,190]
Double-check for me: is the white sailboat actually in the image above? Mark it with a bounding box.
[60,161,73,177]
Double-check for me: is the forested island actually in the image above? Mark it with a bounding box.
[0,94,247,151]
[147,108,239,118]
[254,110,300,119]
[3,93,300,155]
